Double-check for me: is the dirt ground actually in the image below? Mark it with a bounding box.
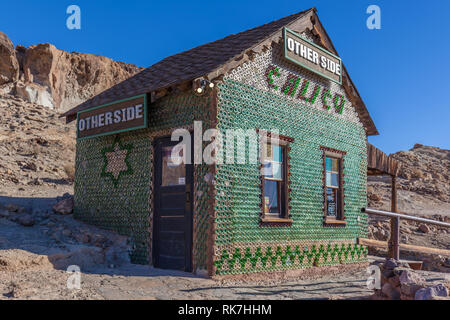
[1,253,448,300]
[0,264,373,300]
[1,210,449,300]
[0,181,448,300]
[0,209,376,300]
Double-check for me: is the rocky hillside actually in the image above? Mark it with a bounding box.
[0,31,143,112]
[392,144,449,203]
[368,144,450,211]
[367,144,449,272]
[0,93,76,199]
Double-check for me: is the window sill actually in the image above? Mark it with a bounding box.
[261,217,293,224]
[323,218,347,226]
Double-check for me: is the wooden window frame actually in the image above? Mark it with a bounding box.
[321,146,346,226]
[259,131,294,225]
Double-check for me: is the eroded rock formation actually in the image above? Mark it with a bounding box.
[0,32,19,86]
[0,32,142,112]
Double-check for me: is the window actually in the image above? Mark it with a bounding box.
[263,143,285,216]
[161,146,186,186]
[325,156,340,217]
[322,147,346,225]
[260,132,293,223]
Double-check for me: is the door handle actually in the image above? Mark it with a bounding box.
[186,191,191,203]
[185,183,191,204]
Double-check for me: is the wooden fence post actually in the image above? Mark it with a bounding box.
[389,175,400,260]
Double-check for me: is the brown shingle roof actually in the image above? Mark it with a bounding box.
[62,8,378,136]
[62,9,312,121]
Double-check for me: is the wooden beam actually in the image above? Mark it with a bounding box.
[391,176,397,213]
[389,175,400,260]
[358,238,450,257]
[367,143,400,176]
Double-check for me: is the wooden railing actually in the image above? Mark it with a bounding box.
[360,208,450,259]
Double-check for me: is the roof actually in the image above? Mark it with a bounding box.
[367,143,400,176]
[63,8,378,136]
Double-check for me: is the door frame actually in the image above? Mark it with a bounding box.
[152,135,194,272]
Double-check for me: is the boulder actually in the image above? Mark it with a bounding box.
[384,258,400,270]
[398,269,426,296]
[381,282,401,300]
[53,197,74,215]
[399,269,425,284]
[0,32,19,85]
[401,282,426,297]
[49,246,104,270]
[418,224,430,234]
[415,284,449,300]
[388,275,400,288]
[17,214,35,227]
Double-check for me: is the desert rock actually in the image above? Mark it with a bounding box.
[0,32,143,112]
[17,214,35,227]
[53,197,74,215]
[418,223,430,233]
[415,284,449,300]
[0,32,19,85]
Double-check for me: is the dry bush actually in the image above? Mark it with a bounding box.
[63,163,75,181]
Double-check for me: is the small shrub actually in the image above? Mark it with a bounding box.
[64,163,75,181]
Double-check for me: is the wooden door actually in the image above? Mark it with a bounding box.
[153,137,193,271]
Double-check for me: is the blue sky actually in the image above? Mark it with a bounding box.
[1,0,449,154]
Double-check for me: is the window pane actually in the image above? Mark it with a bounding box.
[264,180,279,214]
[263,161,273,178]
[162,146,186,186]
[326,157,331,171]
[326,172,331,187]
[263,143,272,161]
[272,145,282,162]
[272,162,282,180]
[325,156,340,187]
[331,158,339,172]
[326,188,337,217]
[331,173,339,187]
[263,161,282,180]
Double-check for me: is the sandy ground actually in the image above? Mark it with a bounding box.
[1,261,375,300]
[1,209,449,300]
[0,182,448,300]
[0,210,377,300]
[0,149,447,300]
[2,254,448,300]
